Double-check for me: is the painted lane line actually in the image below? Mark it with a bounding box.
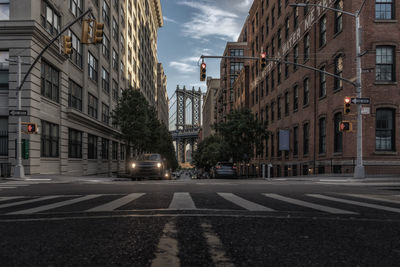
[87,193,145,212]
[218,193,274,211]
[0,196,25,202]
[342,194,400,205]
[201,222,235,267]
[308,194,400,214]
[263,193,357,214]
[0,196,62,209]
[151,220,180,267]
[7,195,102,215]
[168,192,196,210]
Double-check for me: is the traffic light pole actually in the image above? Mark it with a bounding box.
[10,8,92,178]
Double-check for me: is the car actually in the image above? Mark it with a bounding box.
[211,162,236,178]
[129,153,167,180]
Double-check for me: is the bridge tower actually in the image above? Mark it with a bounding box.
[172,85,202,164]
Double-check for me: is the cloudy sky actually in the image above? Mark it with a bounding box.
[157,0,252,100]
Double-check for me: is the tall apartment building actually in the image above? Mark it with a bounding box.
[226,0,400,176]
[202,77,219,140]
[157,63,169,128]
[0,0,163,175]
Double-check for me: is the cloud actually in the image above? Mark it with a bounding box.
[163,16,178,24]
[178,0,246,41]
[169,61,196,73]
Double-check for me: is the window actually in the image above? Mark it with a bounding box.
[70,0,82,17]
[376,0,394,20]
[285,92,289,115]
[230,49,244,56]
[271,134,275,157]
[112,49,119,71]
[0,51,9,90]
[88,134,98,159]
[41,1,60,35]
[120,144,125,160]
[101,138,109,159]
[0,117,8,156]
[68,79,82,111]
[0,0,9,20]
[102,0,110,26]
[271,7,275,26]
[319,15,326,47]
[112,79,118,100]
[277,63,281,84]
[303,78,309,106]
[120,61,125,78]
[88,93,98,119]
[120,34,125,52]
[334,55,343,90]
[68,128,82,158]
[113,0,119,11]
[376,46,395,82]
[319,118,326,154]
[265,75,269,95]
[266,17,269,35]
[265,105,269,126]
[293,6,298,28]
[277,97,282,120]
[285,17,289,40]
[102,34,110,59]
[265,135,269,159]
[293,45,298,71]
[293,126,298,156]
[69,31,82,68]
[121,9,125,26]
[376,108,395,151]
[304,33,310,62]
[41,61,59,102]
[112,141,118,160]
[271,69,275,90]
[334,113,343,153]
[319,66,326,97]
[293,85,298,111]
[334,0,343,34]
[88,52,98,82]
[284,54,289,78]
[112,17,118,41]
[102,103,110,125]
[102,68,110,93]
[41,120,59,157]
[271,102,275,122]
[277,28,282,48]
[303,123,309,155]
[271,37,275,56]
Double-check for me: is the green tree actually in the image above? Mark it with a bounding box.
[214,108,267,163]
[193,134,229,171]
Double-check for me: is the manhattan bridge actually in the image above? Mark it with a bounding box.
[169,85,202,164]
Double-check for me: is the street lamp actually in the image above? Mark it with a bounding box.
[290,2,365,178]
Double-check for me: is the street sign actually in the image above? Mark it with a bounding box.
[351,98,370,104]
[361,107,370,115]
[9,110,27,116]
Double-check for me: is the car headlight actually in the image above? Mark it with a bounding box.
[164,173,169,177]
[157,163,162,168]
[131,163,136,168]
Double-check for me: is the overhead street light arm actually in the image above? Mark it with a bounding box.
[289,3,357,17]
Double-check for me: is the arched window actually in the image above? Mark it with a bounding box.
[376,108,395,151]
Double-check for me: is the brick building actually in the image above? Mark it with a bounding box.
[233,0,400,176]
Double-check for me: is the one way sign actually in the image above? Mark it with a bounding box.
[9,110,28,116]
[351,98,370,104]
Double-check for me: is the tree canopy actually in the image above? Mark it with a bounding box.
[112,89,178,170]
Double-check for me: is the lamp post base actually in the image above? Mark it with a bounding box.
[353,165,365,179]
[13,165,25,179]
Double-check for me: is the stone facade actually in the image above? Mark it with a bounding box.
[202,77,219,140]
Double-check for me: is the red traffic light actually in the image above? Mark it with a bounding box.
[26,123,37,133]
[344,97,351,104]
[261,52,267,58]
[201,63,206,69]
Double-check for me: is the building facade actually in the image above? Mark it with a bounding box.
[226,0,400,176]
[157,63,169,128]
[202,77,219,140]
[0,0,163,175]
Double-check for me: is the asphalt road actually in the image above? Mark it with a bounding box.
[0,176,400,266]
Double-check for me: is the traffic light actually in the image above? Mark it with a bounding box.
[26,123,37,134]
[200,63,206,81]
[260,52,267,68]
[344,96,351,115]
[339,121,352,132]
[63,35,72,55]
[93,21,104,44]
[81,19,91,44]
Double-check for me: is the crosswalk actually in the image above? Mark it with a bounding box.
[0,180,55,191]
[0,192,400,216]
